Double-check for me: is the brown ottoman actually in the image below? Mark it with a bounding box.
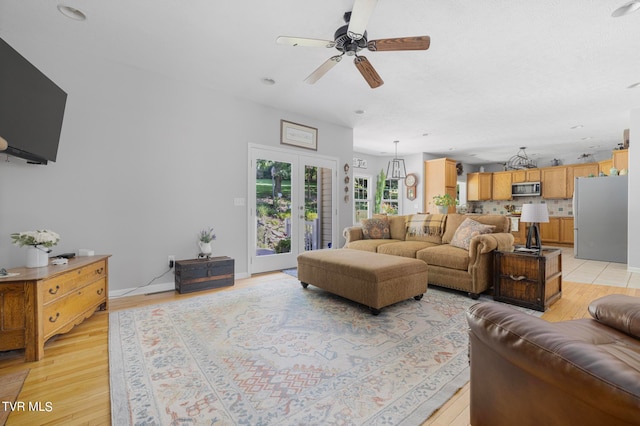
[297,249,428,315]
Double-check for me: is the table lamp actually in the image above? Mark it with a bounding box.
[521,203,549,250]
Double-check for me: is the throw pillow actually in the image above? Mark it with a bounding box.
[450,218,495,250]
[361,217,391,240]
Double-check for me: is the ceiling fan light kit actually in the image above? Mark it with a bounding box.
[276,0,430,88]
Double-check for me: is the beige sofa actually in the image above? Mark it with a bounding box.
[343,213,514,298]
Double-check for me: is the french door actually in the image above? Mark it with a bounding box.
[249,146,337,274]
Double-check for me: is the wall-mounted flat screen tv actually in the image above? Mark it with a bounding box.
[0,37,67,164]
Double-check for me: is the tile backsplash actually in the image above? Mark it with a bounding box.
[465,197,573,216]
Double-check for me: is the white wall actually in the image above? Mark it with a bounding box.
[0,55,353,292]
[628,108,639,272]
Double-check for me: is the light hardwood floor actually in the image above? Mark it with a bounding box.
[1,273,638,426]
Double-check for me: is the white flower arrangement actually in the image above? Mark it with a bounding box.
[11,229,60,248]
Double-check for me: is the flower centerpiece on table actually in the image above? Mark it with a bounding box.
[11,229,60,251]
[10,229,60,268]
[198,227,216,257]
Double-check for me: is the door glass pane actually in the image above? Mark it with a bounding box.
[304,166,318,251]
[255,159,292,256]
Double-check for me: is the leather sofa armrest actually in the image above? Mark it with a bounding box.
[589,294,640,338]
[343,226,364,245]
[467,302,640,423]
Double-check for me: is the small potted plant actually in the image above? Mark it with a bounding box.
[432,194,458,214]
[198,227,216,257]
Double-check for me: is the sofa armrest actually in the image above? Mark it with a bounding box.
[468,232,514,260]
[343,226,364,245]
[589,294,640,338]
[467,302,640,425]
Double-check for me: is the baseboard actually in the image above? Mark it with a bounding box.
[109,272,251,299]
[628,266,640,274]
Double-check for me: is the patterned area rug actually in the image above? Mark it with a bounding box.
[109,277,537,425]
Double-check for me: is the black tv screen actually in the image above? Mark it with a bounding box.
[0,37,67,164]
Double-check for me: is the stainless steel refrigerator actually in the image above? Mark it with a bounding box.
[573,175,628,263]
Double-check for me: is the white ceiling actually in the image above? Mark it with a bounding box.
[1,0,639,166]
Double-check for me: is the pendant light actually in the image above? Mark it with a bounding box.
[386,140,407,180]
[507,147,536,170]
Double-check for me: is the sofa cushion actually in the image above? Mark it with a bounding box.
[405,213,445,244]
[450,218,495,250]
[442,214,467,244]
[588,294,640,339]
[471,214,511,233]
[345,239,401,252]
[361,217,391,239]
[417,245,470,271]
[377,241,438,258]
[373,214,408,240]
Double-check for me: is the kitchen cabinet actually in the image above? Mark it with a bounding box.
[510,217,526,245]
[613,149,628,171]
[512,169,541,183]
[568,163,599,197]
[540,217,561,243]
[539,216,573,245]
[599,159,613,175]
[467,172,492,201]
[541,167,569,199]
[560,217,574,244]
[424,158,457,213]
[492,171,513,200]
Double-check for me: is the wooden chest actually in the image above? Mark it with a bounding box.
[174,256,234,294]
[494,248,562,312]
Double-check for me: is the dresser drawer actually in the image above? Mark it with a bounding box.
[497,254,540,281]
[43,278,107,338]
[43,260,107,303]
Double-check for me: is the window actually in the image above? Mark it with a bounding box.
[353,176,371,223]
[381,179,399,214]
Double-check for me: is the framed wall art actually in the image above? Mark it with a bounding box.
[280,120,318,150]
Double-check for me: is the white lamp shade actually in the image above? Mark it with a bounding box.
[521,203,549,223]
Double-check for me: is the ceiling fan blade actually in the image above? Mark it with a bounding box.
[276,36,336,48]
[367,36,431,51]
[354,56,383,88]
[347,0,378,40]
[304,55,343,84]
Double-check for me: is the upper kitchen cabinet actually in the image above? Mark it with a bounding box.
[568,163,599,197]
[467,172,492,201]
[541,166,569,199]
[512,169,541,183]
[613,149,628,171]
[492,171,513,200]
[424,158,457,213]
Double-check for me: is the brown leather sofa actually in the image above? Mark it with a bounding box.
[466,295,640,426]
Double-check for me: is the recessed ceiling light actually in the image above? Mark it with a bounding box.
[581,137,593,141]
[612,0,640,17]
[261,78,276,85]
[354,109,365,115]
[469,154,478,157]
[422,133,429,137]
[589,145,601,149]
[57,5,87,21]
[628,81,640,89]
[570,125,584,130]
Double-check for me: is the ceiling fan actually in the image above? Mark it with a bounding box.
[276,0,430,89]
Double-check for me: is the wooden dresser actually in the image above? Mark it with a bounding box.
[0,255,110,361]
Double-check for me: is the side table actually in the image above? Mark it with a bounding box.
[174,256,234,294]
[494,248,562,312]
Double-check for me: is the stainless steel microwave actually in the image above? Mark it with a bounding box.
[511,182,541,197]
